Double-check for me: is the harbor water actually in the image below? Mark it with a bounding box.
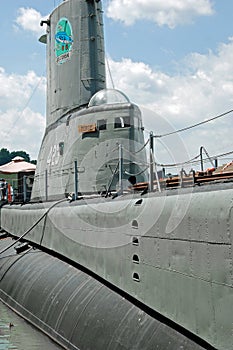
[0,300,63,350]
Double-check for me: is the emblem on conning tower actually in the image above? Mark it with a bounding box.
[55,17,73,64]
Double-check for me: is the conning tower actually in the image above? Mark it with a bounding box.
[32,0,147,200]
[46,0,106,126]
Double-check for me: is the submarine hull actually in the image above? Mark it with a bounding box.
[0,236,208,350]
[0,0,232,348]
[1,183,233,349]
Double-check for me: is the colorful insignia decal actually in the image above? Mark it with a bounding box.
[55,17,73,64]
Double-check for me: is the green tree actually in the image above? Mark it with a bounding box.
[10,150,30,163]
[0,148,11,166]
[0,148,35,166]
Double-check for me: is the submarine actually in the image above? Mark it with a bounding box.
[0,0,233,349]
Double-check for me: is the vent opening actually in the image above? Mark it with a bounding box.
[132,220,138,229]
[132,254,140,264]
[135,199,143,206]
[132,272,140,282]
[132,237,139,246]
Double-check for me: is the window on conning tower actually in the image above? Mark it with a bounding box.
[114,116,130,128]
[97,119,107,130]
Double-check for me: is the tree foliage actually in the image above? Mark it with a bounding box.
[10,150,30,162]
[0,148,11,166]
[0,148,36,166]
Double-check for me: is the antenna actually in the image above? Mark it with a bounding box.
[106,56,115,89]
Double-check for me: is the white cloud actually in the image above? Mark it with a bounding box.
[2,31,233,166]
[106,37,233,167]
[0,68,46,160]
[14,7,48,35]
[0,68,45,109]
[106,0,214,28]
[4,3,233,168]
[0,108,45,160]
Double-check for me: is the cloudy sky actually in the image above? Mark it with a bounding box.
[1,0,233,171]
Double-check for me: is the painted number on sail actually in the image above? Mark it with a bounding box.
[47,145,60,166]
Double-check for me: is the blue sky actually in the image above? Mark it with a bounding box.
[1,0,233,170]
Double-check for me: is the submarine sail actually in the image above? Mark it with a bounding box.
[32,0,147,200]
[46,0,106,126]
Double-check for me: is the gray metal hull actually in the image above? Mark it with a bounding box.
[0,237,208,350]
[1,183,232,349]
[2,0,230,348]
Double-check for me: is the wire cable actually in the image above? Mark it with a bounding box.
[154,108,233,138]
[156,154,200,168]
[124,166,149,177]
[156,149,233,169]
[8,74,45,134]
[0,198,67,256]
[121,139,149,155]
[106,56,115,89]
[133,138,150,154]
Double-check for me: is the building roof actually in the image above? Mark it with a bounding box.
[214,161,233,174]
[0,156,36,174]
